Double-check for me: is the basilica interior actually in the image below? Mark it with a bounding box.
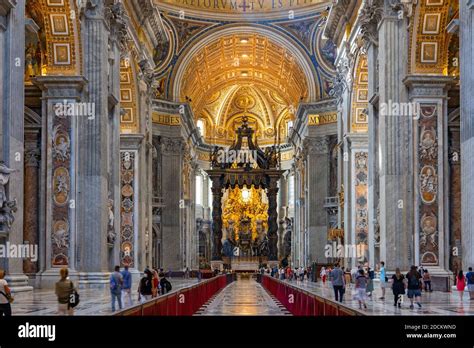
[0,0,470,302]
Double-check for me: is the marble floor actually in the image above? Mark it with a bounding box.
[286,279,474,316]
[9,278,199,316]
[195,278,291,316]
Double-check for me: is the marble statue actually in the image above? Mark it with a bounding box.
[107,198,116,244]
[0,162,18,231]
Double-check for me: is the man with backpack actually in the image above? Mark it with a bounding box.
[138,269,153,303]
[466,267,474,300]
[159,272,172,295]
[110,265,123,312]
[406,265,422,309]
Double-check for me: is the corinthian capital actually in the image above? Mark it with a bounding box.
[160,137,184,156]
[108,1,129,51]
[303,137,330,155]
[84,0,105,19]
[359,0,384,48]
[390,0,417,18]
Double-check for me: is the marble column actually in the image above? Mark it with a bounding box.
[347,134,369,267]
[267,178,279,263]
[106,8,126,271]
[210,175,223,266]
[34,76,87,287]
[405,76,454,284]
[460,0,474,270]
[278,174,288,259]
[23,135,40,277]
[119,135,143,276]
[304,137,330,265]
[160,136,184,270]
[292,158,305,267]
[377,5,413,271]
[75,1,112,284]
[367,39,380,269]
[0,0,31,291]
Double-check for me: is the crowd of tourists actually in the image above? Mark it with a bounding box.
[109,266,173,313]
[258,261,474,311]
[261,265,314,282]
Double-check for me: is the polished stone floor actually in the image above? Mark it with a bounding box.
[8,275,474,316]
[195,278,291,316]
[9,278,198,316]
[286,279,474,316]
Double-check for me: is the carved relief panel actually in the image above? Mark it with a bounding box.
[418,104,440,266]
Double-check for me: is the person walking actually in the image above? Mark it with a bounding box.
[320,267,327,284]
[344,268,352,290]
[160,272,172,295]
[366,267,375,298]
[55,268,75,316]
[121,265,132,307]
[329,263,345,303]
[391,268,406,308]
[466,267,474,300]
[0,270,12,316]
[406,265,422,309]
[152,269,160,297]
[422,269,432,292]
[379,261,387,300]
[456,270,466,302]
[110,265,123,312]
[138,269,153,303]
[354,269,368,309]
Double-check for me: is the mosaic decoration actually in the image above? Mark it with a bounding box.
[418,104,439,266]
[351,54,368,133]
[409,0,453,74]
[32,0,81,75]
[120,151,136,267]
[120,58,138,132]
[354,152,369,250]
[51,102,72,266]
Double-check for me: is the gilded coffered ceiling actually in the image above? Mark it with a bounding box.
[179,33,306,145]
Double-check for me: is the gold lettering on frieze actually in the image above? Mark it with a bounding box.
[308,113,337,126]
[157,0,325,13]
[152,113,181,126]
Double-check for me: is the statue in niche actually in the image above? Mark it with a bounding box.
[0,162,18,231]
[24,41,41,81]
[374,204,380,245]
[282,217,292,258]
[107,198,116,244]
[0,162,17,208]
[0,200,17,230]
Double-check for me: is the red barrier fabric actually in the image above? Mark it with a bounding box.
[261,276,356,317]
[122,275,229,316]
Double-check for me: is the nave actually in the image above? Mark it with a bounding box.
[195,277,290,316]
